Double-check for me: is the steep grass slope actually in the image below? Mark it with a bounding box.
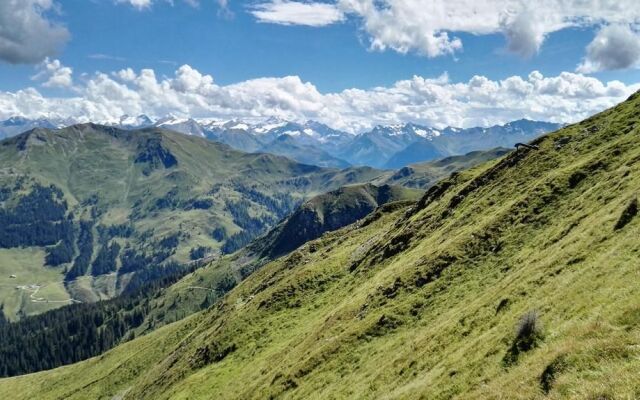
[122,184,420,338]
[3,93,640,399]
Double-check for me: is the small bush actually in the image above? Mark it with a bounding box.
[503,310,544,366]
[211,226,226,242]
[516,311,542,345]
[495,298,510,314]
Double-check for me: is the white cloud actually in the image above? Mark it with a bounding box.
[88,54,126,61]
[343,0,640,58]
[251,1,345,27]
[248,1,640,60]
[31,58,73,88]
[118,0,152,9]
[0,0,69,64]
[117,0,199,9]
[2,64,638,132]
[577,24,640,73]
[171,65,215,93]
[499,8,547,58]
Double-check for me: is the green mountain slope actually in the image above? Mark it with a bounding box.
[0,183,417,378]
[3,92,640,399]
[0,124,384,320]
[124,184,419,338]
[377,147,512,188]
[259,183,421,257]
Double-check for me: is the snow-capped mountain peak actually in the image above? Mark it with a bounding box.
[118,114,153,128]
[0,115,562,170]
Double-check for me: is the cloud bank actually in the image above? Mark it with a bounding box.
[250,0,640,65]
[2,64,637,132]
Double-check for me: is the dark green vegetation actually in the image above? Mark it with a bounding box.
[0,263,196,377]
[262,183,421,257]
[0,124,384,320]
[0,183,72,249]
[3,93,639,398]
[0,183,415,377]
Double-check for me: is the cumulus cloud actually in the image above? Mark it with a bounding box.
[577,24,640,73]
[248,1,640,59]
[31,58,73,88]
[1,64,638,132]
[251,1,345,27]
[499,8,547,58]
[0,0,69,64]
[118,0,152,8]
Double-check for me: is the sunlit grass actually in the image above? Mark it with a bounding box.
[2,93,640,399]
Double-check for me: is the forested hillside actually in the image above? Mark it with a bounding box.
[0,183,417,377]
[0,124,383,320]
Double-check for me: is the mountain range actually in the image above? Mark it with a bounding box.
[0,117,513,322]
[1,90,638,399]
[0,115,562,169]
[0,124,385,320]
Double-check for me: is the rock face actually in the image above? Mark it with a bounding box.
[264,183,421,257]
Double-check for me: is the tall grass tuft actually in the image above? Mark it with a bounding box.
[503,310,544,366]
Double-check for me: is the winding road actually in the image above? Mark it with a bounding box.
[16,282,82,304]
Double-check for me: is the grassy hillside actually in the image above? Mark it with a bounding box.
[259,183,421,257]
[135,183,420,333]
[3,92,640,399]
[0,124,384,320]
[377,147,512,188]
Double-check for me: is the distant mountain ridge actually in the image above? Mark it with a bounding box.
[0,124,384,320]
[0,115,562,168]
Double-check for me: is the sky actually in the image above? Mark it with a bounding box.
[1,0,640,132]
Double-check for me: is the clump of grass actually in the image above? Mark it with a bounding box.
[614,197,638,230]
[503,310,544,366]
[495,298,510,314]
[540,354,568,394]
[568,170,587,188]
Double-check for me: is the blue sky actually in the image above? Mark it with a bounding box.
[1,1,640,131]
[1,1,638,92]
